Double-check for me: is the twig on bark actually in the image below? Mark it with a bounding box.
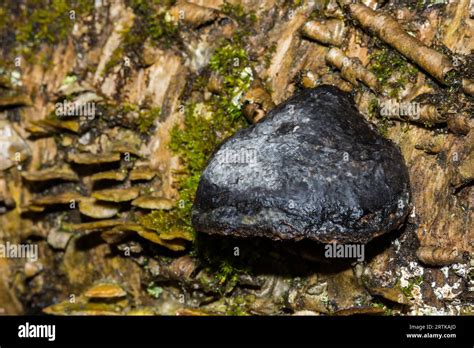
[169,1,220,28]
[346,3,455,85]
[301,19,346,46]
[416,246,465,266]
[326,47,380,92]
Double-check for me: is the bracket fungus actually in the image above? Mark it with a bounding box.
[192,86,410,244]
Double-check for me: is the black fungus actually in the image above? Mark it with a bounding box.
[192,85,410,244]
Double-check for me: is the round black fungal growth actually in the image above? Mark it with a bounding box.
[192,85,410,244]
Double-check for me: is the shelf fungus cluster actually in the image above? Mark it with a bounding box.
[2,79,192,253]
[192,86,411,244]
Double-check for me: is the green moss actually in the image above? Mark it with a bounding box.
[368,46,420,135]
[125,0,178,48]
[216,262,240,287]
[136,107,161,134]
[220,1,257,25]
[377,118,390,138]
[209,43,249,74]
[287,0,304,9]
[116,102,160,134]
[366,97,391,137]
[145,12,178,47]
[146,282,163,299]
[220,1,256,42]
[409,0,448,10]
[263,43,277,69]
[61,74,77,86]
[195,259,242,295]
[103,47,125,76]
[220,1,246,20]
[444,69,461,88]
[263,77,274,95]
[168,39,251,211]
[225,296,250,315]
[120,102,139,114]
[169,39,252,205]
[209,41,253,120]
[400,275,423,298]
[136,104,213,239]
[4,0,94,61]
[367,97,379,121]
[0,7,8,29]
[16,0,70,45]
[371,300,394,316]
[102,23,148,76]
[139,208,193,235]
[138,40,253,291]
[191,235,251,295]
[369,46,418,98]
[99,0,180,74]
